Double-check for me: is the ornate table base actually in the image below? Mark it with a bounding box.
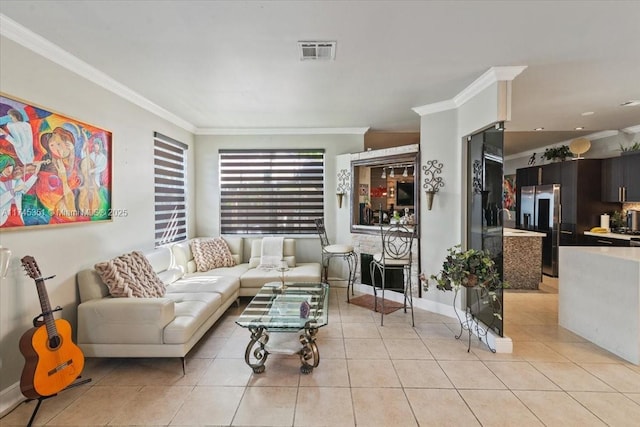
[245,322,320,374]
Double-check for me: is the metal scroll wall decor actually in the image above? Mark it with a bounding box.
[422,160,444,210]
[472,159,483,194]
[336,169,350,208]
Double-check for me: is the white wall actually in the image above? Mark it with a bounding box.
[417,81,511,315]
[0,38,195,395]
[419,109,461,309]
[193,134,363,263]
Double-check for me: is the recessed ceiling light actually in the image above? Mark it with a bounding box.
[575,127,585,130]
[620,100,640,107]
[534,127,544,131]
[581,111,595,116]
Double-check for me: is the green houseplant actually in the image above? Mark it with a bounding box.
[420,245,504,319]
[542,145,572,162]
[619,140,640,153]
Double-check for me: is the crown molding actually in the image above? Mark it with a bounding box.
[622,124,640,134]
[453,66,527,106]
[411,99,457,117]
[195,127,370,136]
[0,14,196,133]
[413,65,527,117]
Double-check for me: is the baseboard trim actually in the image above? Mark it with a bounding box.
[0,381,25,418]
[351,283,512,353]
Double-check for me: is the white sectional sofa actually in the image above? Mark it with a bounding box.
[76,237,321,360]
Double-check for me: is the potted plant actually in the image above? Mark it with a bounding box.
[420,245,504,318]
[619,140,640,155]
[542,145,572,162]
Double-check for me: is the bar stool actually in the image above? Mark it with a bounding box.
[370,222,416,326]
[314,218,357,301]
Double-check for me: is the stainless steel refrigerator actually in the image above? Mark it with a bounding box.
[519,184,561,277]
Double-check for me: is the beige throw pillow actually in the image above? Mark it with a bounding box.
[95,251,166,298]
[190,237,236,272]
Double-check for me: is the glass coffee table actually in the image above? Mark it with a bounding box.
[236,282,329,374]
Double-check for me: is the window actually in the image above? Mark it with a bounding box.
[219,149,325,234]
[154,132,188,246]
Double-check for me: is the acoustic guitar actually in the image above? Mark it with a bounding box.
[19,256,85,399]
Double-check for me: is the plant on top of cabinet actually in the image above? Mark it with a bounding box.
[542,145,572,162]
[619,140,640,153]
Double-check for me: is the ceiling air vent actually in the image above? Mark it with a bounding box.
[298,41,336,61]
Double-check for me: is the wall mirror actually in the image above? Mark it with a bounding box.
[350,146,420,234]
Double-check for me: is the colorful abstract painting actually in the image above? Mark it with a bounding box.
[503,174,516,212]
[0,93,112,230]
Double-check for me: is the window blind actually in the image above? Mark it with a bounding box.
[154,132,188,246]
[219,149,325,234]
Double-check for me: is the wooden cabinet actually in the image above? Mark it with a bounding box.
[627,154,640,201]
[601,157,623,202]
[601,153,640,202]
[515,160,618,234]
[516,162,561,187]
[516,166,538,187]
[583,235,631,247]
[541,162,561,185]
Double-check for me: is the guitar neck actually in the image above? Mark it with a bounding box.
[34,278,58,338]
[21,255,60,340]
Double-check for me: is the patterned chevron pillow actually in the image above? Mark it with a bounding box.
[190,237,236,272]
[95,251,166,298]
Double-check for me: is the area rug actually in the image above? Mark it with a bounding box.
[349,294,404,314]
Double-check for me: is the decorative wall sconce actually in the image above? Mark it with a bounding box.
[336,169,350,208]
[422,160,444,210]
[472,160,483,194]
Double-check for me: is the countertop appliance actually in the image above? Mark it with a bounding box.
[611,228,640,236]
[520,184,561,277]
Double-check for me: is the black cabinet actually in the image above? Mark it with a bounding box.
[601,153,640,202]
[627,154,640,201]
[583,235,631,247]
[541,162,561,185]
[516,167,539,188]
[516,160,618,234]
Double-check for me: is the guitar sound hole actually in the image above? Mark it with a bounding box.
[48,336,61,350]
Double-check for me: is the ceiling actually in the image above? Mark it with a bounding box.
[1,1,639,156]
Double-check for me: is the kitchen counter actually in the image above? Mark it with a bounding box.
[504,227,546,237]
[503,228,544,290]
[584,231,636,240]
[559,246,640,364]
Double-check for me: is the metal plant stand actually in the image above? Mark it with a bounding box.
[453,287,496,353]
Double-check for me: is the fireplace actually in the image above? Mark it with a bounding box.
[360,253,405,292]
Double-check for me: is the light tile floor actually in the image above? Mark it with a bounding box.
[3,278,640,426]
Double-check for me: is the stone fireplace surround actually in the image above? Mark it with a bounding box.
[351,231,420,296]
